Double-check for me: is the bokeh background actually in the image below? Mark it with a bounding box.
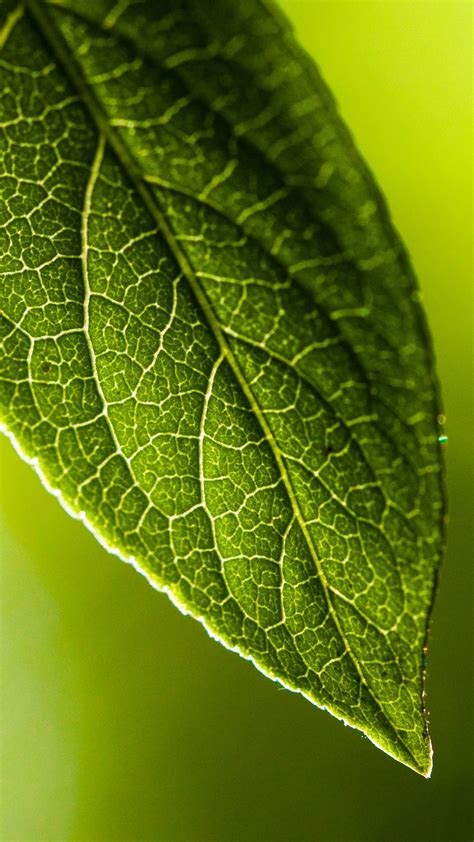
[1,2,472,840]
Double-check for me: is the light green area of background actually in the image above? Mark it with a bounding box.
[1,2,472,840]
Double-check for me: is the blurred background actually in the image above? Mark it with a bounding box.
[1,2,472,840]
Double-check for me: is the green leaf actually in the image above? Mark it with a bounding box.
[0,0,444,775]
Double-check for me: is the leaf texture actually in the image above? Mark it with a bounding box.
[0,0,444,773]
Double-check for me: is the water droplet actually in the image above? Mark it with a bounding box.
[437,413,447,425]
[438,434,448,446]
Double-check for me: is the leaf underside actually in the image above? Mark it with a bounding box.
[0,0,444,774]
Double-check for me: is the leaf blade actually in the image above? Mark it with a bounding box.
[0,0,444,773]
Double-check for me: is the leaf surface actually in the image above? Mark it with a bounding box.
[0,0,444,773]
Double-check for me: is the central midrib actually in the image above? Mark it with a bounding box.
[24,0,420,769]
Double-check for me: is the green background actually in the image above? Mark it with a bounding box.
[1,1,472,840]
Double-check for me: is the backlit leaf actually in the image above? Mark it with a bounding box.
[0,0,445,774]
